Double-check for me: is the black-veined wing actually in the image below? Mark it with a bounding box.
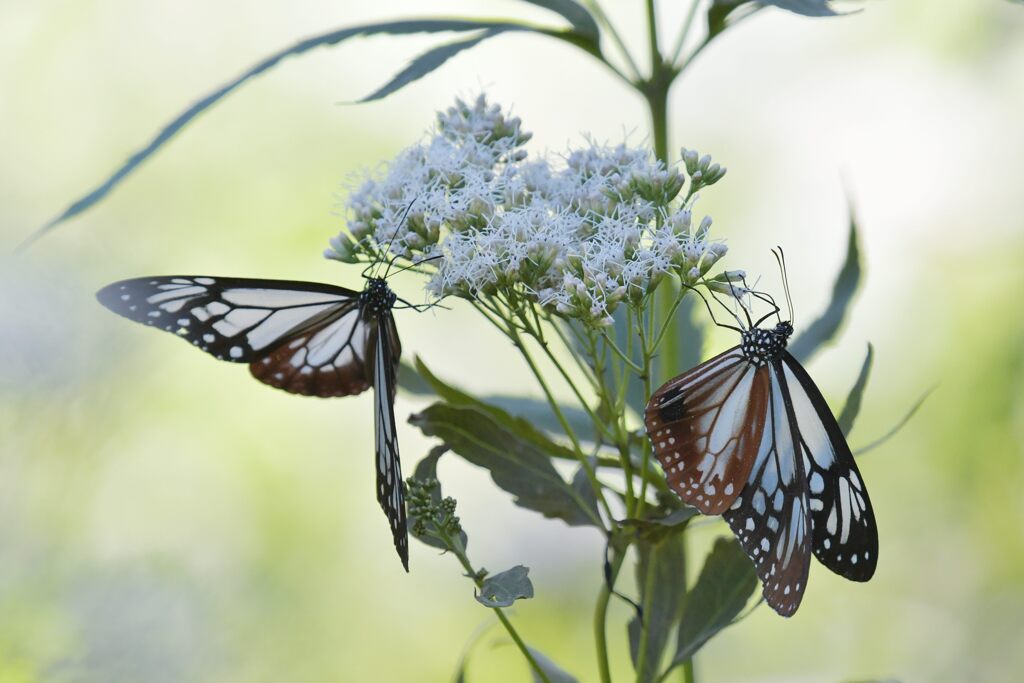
[782,352,878,581]
[371,311,407,569]
[97,276,373,397]
[722,360,813,617]
[645,348,771,515]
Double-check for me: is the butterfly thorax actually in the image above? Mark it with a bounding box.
[360,278,397,319]
[740,321,793,367]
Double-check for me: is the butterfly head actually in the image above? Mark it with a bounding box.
[361,277,397,317]
[741,321,793,367]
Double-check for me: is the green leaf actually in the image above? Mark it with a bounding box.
[526,648,579,683]
[516,0,601,41]
[671,538,757,669]
[854,387,934,456]
[398,360,434,395]
[620,507,699,543]
[475,565,534,607]
[359,29,514,103]
[414,357,593,452]
[23,18,559,245]
[838,343,873,436]
[409,403,602,527]
[408,445,469,551]
[761,0,841,16]
[628,534,687,681]
[788,206,863,362]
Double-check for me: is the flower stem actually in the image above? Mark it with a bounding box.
[594,546,626,683]
[437,526,553,683]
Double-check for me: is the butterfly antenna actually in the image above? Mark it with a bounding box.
[387,253,444,278]
[681,283,744,333]
[773,247,795,325]
[373,196,420,279]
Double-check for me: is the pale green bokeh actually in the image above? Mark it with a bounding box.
[2,1,1023,681]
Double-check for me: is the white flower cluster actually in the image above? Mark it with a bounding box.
[327,95,731,326]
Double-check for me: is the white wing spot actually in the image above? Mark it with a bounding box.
[229,346,243,359]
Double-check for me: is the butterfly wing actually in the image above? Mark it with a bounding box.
[97,276,373,397]
[645,348,771,515]
[781,352,878,581]
[371,311,408,569]
[722,360,813,617]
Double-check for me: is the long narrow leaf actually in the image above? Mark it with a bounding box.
[359,29,513,103]
[788,207,863,362]
[854,388,934,456]
[526,648,579,683]
[517,0,601,41]
[670,538,757,669]
[24,18,553,245]
[838,343,873,436]
[628,535,687,681]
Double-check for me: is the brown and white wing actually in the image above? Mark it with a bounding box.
[645,348,771,515]
[722,360,813,617]
[97,276,372,397]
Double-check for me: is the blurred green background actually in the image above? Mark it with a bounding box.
[2,1,1023,681]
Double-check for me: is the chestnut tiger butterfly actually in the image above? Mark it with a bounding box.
[97,228,434,570]
[644,251,877,616]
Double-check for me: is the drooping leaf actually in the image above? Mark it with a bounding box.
[482,395,594,439]
[789,207,863,362]
[670,538,757,669]
[517,0,601,41]
[475,565,534,607]
[569,457,601,526]
[409,403,602,527]
[398,359,434,395]
[707,0,843,39]
[526,647,579,683]
[25,18,591,245]
[838,343,873,436]
[628,534,687,681]
[359,29,514,103]
[854,387,935,456]
[408,445,469,551]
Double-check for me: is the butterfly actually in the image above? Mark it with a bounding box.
[97,270,413,569]
[644,257,877,616]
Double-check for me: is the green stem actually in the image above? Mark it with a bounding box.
[594,546,626,683]
[583,0,644,80]
[668,0,702,66]
[438,527,553,683]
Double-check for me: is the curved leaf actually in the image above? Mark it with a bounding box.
[24,18,551,246]
[517,0,601,41]
[359,29,513,103]
[409,403,602,527]
[628,534,687,681]
[788,207,863,362]
[838,343,873,436]
[670,538,757,669]
[526,648,579,683]
[855,387,934,456]
[475,565,534,607]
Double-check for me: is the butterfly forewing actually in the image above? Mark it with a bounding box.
[722,361,812,617]
[645,348,770,515]
[782,352,878,581]
[372,314,408,569]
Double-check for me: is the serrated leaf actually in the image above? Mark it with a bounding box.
[671,538,757,668]
[409,403,602,527]
[359,29,513,103]
[838,343,873,436]
[475,565,534,607]
[518,0,601,41]
[526,648,579,683]
[854,387,934,456]
[789,207,863,362]
[628,534,687,681]
[24,18,558,245]
[409,445,469,552]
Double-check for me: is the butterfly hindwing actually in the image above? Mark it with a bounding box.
[723,361,812,617]
[782,352,878,581]
[372,313,408,569]
[646,348,770,515]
